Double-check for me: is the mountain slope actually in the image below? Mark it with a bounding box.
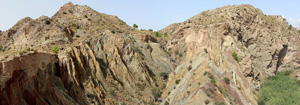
[159,4,300,105]
[1,3,300,105]
[0,2,171,105]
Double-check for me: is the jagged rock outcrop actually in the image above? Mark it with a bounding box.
[1,3,300,105]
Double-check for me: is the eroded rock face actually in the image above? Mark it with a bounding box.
[159,4,300,105]
[0,53,71,105]
[1,3,300,105]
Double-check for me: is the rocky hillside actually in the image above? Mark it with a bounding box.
[159,4,300,105]
[1,3,300,105]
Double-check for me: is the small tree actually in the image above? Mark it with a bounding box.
[51,45,59,54]
[224,77,230,85]
[133,24,138,28]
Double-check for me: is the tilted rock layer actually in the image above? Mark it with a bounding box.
[1,3,300,105]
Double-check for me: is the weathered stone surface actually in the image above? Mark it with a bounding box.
[159,4,300,105]
[1,3,300,105]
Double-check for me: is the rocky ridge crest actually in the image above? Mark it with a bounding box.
[1,3,300,105]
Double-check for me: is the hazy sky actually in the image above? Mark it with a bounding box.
[0,0,299,31]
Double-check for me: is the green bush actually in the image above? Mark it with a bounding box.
[155,32,161,37]
[133,24,138,28]
[232,52,239,62]
[205,99,210,104]
[210,78,216,85]
[224,77,230,85]
[149,29,153,31]
[45,20,51,25]
[188,65,192,71]
[0,45,2,51]
[164,33,168,37]
[51,45,59,54]
[76,35,80,37]
[258,71,300,105]
[160,72,168,79]
[288,25,293,30]
[175,79,180,84]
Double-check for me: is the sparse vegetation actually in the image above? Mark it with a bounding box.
[0,45,2,51]
[109,90,115,96]
[164,101,169,105]
[134,47,144,56]
[175,51,179,55]
[120,20,126,25]
[232,51,239,62]
[224,77,230,85]
[149,29,153,31]
[45,36,50,40]
[160,72,168,79]
[288,25,293,30]
[175,79,180,84]
[155,32,161,37]
[215,101,225,105]
[51,45,59,54]
[210,78,216,85]
[164,33,168,37]
[146,44,152,50]
[87,93,94,98]
[136,83,146,90]
[84,15,88,18]
[45,20,51,25]
[187,91,190,95]
[188,65,192,71]
[152,88,160,100]
[205,99,210,104]
[133,24,138,28]
[258,71,300,105]
[76,35,80,37]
